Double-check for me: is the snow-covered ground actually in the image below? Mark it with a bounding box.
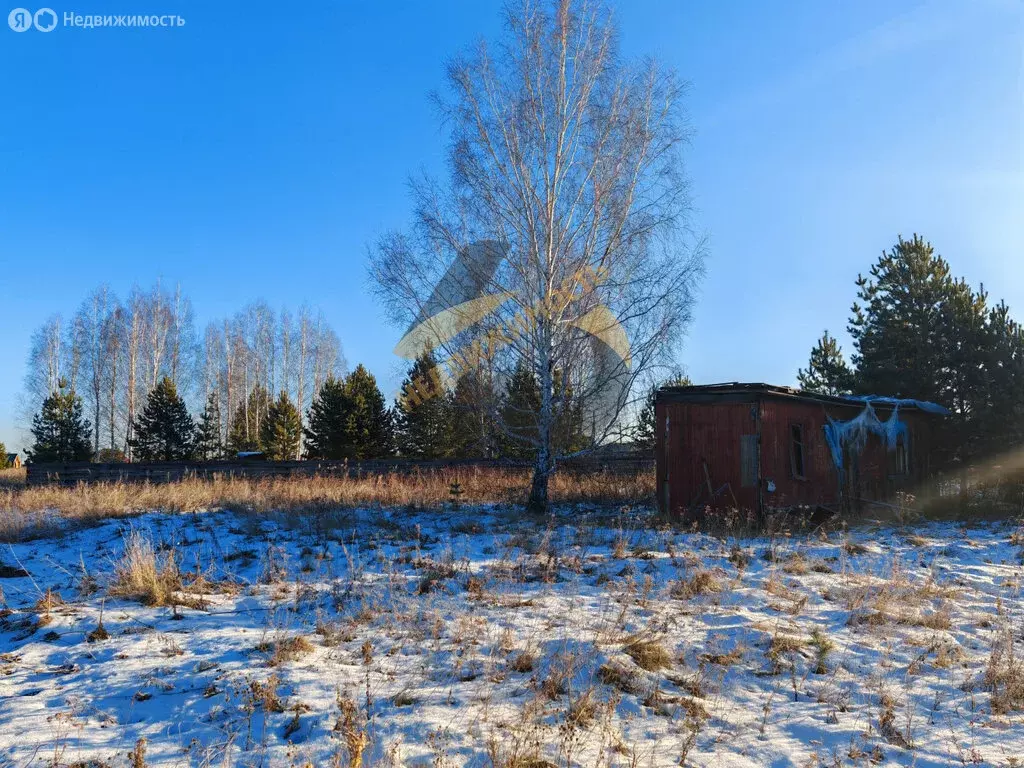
[1,504,1022,767]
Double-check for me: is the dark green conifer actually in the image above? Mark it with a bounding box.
[260,391,302,460]
[195,392,224,460]
[304,376,351,459]
[26,378,93,463]
[395,352,451,459]
[344,365,394,459]
[129,377,196,461]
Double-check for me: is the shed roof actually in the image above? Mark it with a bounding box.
[656,382,949,414]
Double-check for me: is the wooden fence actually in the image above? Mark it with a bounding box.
[25,455,655,487]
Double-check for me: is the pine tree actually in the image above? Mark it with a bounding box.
[968,300,1024,459]
[395,353,451,459]
[848,235,967,404]
[636,373,691,451]
[304,376,352,459]
[26,378,93,463]
[499,360,540,460]
[227,385,272,454]
[195,392,224,460]
[129,377,196,461]
[846,235,994,466]
[260,391,302,460]
[797,331,855,395]
[344,365,394,459]
[0,442,9,469]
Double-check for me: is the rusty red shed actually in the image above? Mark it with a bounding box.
[655,383,948,520]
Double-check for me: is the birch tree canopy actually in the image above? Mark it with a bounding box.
[371,0,704,511]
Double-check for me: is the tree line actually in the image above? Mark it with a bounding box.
[24,349,607,464]
[797,234,1024,468]
[23,283,343,461]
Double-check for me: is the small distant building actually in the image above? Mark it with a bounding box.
[655,383,948,521]
[5,453,21,469]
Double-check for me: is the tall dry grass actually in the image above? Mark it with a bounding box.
[0,467,26,489]
[0,467,653,542]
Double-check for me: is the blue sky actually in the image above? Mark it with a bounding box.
[1,0,1021,454]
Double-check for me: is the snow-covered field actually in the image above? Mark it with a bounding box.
[1,504,1022,767]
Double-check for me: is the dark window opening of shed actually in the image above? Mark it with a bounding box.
[891,434,910,476]
[790,424,806,479]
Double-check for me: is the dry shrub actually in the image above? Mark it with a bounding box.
[781,552,810,575]
[901,605,953,631]
[335,693,369,766]
[767,634,805,673]
[565,686,599,728]
[985,629,1024,714]
[508,650,536,673]
[108,531,181,606]
[623,637,672,672]
[266,635,315,665]
[597,659,645,695]
[671,569,722,599]
[129,737,147,768]
[249,675,285,713]
[0,468,654,541]
[540,652,580,700]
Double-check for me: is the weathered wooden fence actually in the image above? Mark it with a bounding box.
[25,455,654,487]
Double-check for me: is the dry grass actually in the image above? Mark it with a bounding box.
[108,531,182,606]
[985,629,1024,714]
[261,635,316,666]
[670,569,723,599]
[0,467,25,490]
[623,637,673,671]
[0,469,653,542]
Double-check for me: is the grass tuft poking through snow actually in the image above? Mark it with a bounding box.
[108,530,181,606]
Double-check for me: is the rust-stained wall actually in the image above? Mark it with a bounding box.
[657,399,760,518]
[657,392,938,520]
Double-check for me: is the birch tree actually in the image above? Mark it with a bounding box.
[73,286,115,455]
[371,0,703,510]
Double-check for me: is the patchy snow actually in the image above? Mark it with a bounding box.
[1,505,1022,767]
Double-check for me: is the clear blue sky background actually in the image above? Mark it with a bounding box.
[1,0,1021,455]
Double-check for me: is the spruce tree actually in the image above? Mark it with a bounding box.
[129,377,196,461]
[260,391,303,460]
[344,365,394,459]
[552,369,588,454]
[195,392,224,460]
[304,376,352,459]
[26,378,93,463]
[636,373,691,451]
[797,331,855,395]
[0,442,9,469]
[499,360,540,460]
[450,370,498,458]
[395,352,451,459]
[227,385,272,454]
